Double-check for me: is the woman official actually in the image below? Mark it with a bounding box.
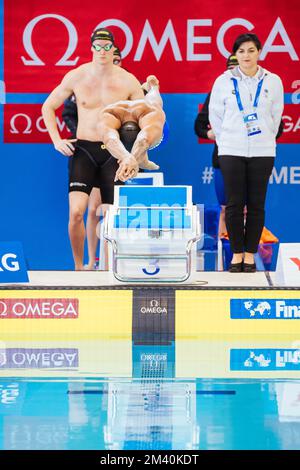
[209,33,284,272]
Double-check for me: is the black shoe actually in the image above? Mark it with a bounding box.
[243,262,256,273]
[228,262,243,273]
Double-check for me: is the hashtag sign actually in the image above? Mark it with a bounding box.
[202,167,214,184]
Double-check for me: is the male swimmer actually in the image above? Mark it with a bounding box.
[97,75,166,182]
[42,28,144,270]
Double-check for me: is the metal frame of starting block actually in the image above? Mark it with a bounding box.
[103,185,201,283]
[98,172,164,270]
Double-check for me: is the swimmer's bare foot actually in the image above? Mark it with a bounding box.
[84,263,97,271]
[75,264,84,271]
[140,161,160,170]
[139,156,159,170]
[146,75,159,90]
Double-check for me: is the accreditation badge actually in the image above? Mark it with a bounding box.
[243,112,262,136]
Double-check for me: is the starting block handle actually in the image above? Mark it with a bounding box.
[115,254,188,260]
[113,254,192,283]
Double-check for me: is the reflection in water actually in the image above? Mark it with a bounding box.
[105,381,198,450]
[0,341,300,450]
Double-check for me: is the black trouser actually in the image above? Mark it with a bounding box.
[218,156,274,254]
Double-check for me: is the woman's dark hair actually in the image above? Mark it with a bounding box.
[232,33,262,53]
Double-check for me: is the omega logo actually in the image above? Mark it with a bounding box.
[20,15,299,66]
[21,14,79,66]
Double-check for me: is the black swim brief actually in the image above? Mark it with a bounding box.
[69,140,123,204]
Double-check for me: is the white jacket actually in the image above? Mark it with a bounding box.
[209,66,284,157]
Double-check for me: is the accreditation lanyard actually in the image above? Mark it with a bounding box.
[231,77,264,114]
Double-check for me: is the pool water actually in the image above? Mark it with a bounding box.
[0,340,299,450]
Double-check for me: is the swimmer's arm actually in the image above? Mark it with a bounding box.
[127,74,145,100]
[42,70,77,145]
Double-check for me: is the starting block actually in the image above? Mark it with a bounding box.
[104,185,201,283]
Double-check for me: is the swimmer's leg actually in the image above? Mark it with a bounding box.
[144,75,163,108]
[131,119,164,170]
[97,111,132,163]
[138,151,160,170]
[69,191,89,270]
[97,111,139,181]
[86,187,102,270]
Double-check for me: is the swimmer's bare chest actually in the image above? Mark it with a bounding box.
[74,80,131,139]
[76,83,130,113]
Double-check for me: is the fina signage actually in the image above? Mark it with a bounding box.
[230,348,300,371]
[0,242,28,283]
[231,299,300,319]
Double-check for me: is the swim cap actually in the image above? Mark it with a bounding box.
[91,28,114,44]
[119,121,140,151]
[113,46,121,57]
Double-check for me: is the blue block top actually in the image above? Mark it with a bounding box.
[114,208,191,229]
[117,186,191,208]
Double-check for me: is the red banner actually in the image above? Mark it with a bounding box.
[4,104,71,143]
[0,299,79,318]
[280,105,300,143]
[4,0,300,93]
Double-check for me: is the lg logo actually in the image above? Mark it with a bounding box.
[0,254,20,272]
